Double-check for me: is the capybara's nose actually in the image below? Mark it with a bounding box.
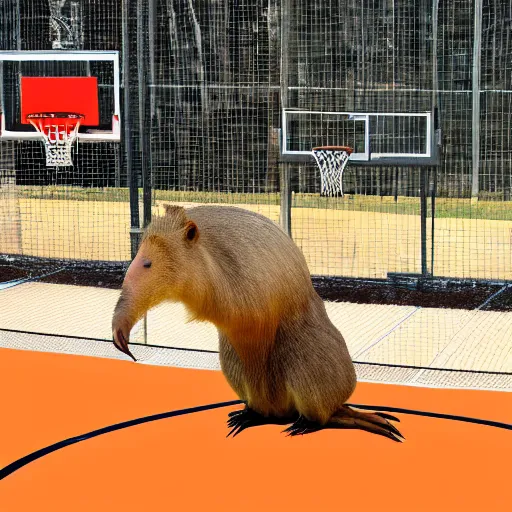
[124,251,151,286]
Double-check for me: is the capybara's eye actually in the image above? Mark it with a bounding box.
[143,259,152,268]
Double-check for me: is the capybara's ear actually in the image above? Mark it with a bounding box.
[163,204,185,217]
[184,220,199,242]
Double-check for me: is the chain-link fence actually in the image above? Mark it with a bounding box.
[1,0,511,380]
[1,0,511,283]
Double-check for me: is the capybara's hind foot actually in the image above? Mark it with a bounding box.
[227,406,296,438]
[282,406,404,443]
[330,405,404,442]
[282,416,322,437]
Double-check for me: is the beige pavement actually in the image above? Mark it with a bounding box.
[1,282,510,374]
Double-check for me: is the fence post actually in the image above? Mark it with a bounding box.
[137,0,152,228]
[430,0,440,276]
[279,0,292,236]
[122,0,141,259]
[471,0,482,201]
[430,168,437,276]
[420,168,429,276]
[137,0,154,346]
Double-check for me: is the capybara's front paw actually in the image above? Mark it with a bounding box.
[227,406,294,438]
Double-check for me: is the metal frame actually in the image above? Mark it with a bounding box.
[471,0,483,198]
[279,109,439,166]
[281,109,370,162]
[279,0,292,236]
[0,50,120,142]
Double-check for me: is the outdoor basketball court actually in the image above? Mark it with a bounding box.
[0,347,509,511]
[1,8,512,512]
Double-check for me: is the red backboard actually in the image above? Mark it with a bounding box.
[21,77,99,126]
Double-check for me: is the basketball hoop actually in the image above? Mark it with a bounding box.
[312,146,353,197]
[26,112,84,167]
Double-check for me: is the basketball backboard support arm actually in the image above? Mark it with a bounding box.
[279,109,440,167]
[0,50,120,142]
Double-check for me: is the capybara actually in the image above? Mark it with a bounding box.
[112,205,403,441]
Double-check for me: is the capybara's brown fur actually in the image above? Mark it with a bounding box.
[112,205,403,441]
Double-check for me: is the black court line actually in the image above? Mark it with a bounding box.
[1,399,510,482]
[0,328,219,354]
[349,403,512,431]
[1,328,511,375]
[0,400,243,482]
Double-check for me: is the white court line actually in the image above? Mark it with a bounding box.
[352,306,422,359]
[0,280,23,291]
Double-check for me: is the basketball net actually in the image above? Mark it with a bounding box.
[27,112,83,167]
[312,146,353,197]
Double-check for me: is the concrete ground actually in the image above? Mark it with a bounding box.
[1,281,510,374]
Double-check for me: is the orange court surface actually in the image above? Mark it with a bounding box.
[0,347,510,511]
